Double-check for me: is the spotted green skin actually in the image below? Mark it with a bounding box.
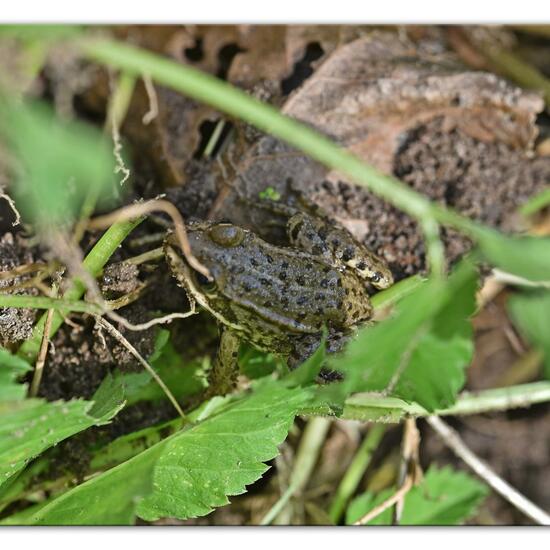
[240,191,394,289]
[165,219,390,395]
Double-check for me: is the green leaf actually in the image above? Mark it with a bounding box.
[28,439,166,525]
[25,380,310,524]
[0,348,32,403]
[508,290,550,378]
[0,397,121,488]
[285,334,325,388]
[346,465,488,525]
[136,381,310,521]
[0,25,84,40]
[88,372,126,420]
[520,188,550,217]
[474,228,550,283]
[0,99,116,226]
[239,345,285,380]
[331,260,477,411]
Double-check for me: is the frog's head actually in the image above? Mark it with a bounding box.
[163,223,249,326]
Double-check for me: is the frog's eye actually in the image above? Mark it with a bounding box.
[209,224,245,247]
[195,271,217,292]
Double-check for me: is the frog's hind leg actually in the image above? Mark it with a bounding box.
[205,329,241,398]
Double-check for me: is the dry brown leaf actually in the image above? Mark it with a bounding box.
[215,31,548,278]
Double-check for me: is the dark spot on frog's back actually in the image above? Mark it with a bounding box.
[342,246,355,262]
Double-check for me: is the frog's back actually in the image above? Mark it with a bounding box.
[218,235,369,333]
[183,225,372,347]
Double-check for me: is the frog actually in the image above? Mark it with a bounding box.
[164,211,393,398]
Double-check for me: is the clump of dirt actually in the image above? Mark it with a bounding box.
[38,302,157,401]
[394,117,550,232]
[0,232,38,345]
[100,261,140,295]
[38,321,110,401]
[306,117,550,279]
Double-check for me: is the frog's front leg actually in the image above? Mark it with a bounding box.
[205,329,241,398]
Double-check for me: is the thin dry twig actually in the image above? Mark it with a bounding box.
[109,308,198,332]
[28,274,62,397]
[110,112,131,187]
[427,415,550,525]
[394,418,422,524]
[0,262,53,281]
[88,198,211,281]
[142,73,158,125]
[93,314,186,420]
[29,305,55,397]
[353,466,415,526]
[0,188,21,226]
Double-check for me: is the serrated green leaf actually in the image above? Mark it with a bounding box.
[331,260,477,411]
[0,99,116,226]
[0,348,32,402]
[346,465,488,525]
[136,381,310,521]
[24,380,310,525]
[474,228,550,283]
[508,290,550,378]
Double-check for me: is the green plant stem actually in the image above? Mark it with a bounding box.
[328,423,386,524]
[17,218,143,363]
[81,39,493,276]
[0,295,102,314]
[203,119,225,158]
[260,416,332,525]
[106,70,136,130]
[339,381,550,422]
[520,188,550,217]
